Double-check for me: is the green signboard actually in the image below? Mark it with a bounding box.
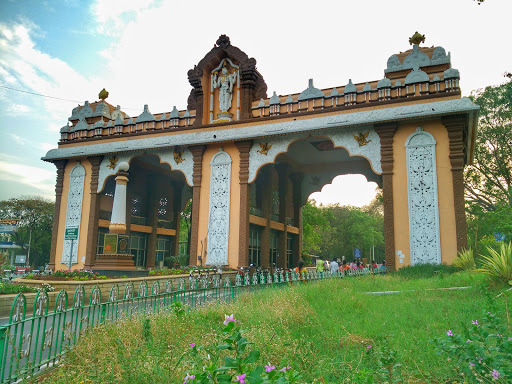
[64,227,79,240]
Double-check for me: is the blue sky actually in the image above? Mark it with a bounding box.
[0,0,511,206]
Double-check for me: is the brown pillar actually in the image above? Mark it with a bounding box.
[84,156,103,269]
[235,140,253,267]
[260,168,272,268]
[240,59,258,120]
[172,184,183,258]
[291,172,304,262]
[375,123,397,270]
[146,181,159,269]
[443,116,468,252]
[49,159,68,270]
[189,145,206,266]
[277,164,289,269]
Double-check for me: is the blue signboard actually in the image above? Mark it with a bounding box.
[494,232,505,242]
[0,224,17,233]
[354,248,361,258]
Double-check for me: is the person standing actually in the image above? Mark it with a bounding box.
[316,258,324,277]
[330,258,339,274]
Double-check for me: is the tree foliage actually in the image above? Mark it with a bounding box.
[302,193,384,262]
[465,79,512,211]
[0,197,54,268]
[465,79,512,251]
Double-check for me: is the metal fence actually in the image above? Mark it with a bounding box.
[0,267,383,383]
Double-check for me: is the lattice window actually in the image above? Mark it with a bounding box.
[63,163,85,265]
[206,149,232,265]
[405,127,441,265]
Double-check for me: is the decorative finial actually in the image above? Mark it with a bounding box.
[216,34,230,49]
[99,88,109,100]
[409,31,425,46]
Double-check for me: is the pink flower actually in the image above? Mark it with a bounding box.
[265,364,275,372]
[469,362,475,367]
[466,339,472,343]
[366,345,372,351]
[223,314,237,325]
[235,373,246,383]
[279,366,291,372]
[189,343,196,348]
[183,373,195,383]
[492,369,500,379]
[472,320,478,325]
[446,329,453,336]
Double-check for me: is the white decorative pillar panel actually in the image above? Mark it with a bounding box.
[406,127,441,264]
[207,149,232,265]
[63,162,85,266]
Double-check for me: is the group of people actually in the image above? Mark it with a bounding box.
[293,257,386,280]
[315,258,386,275]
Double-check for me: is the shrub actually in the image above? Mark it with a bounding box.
[181,313,302,383]
[477,242,512,284]
[393,263,458,279]
[0,281,37,294]
[433,308,511,382]
[453,248,476,270]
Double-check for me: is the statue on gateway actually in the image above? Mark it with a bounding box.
[212,61,238,113]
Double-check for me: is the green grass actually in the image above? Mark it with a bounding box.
[37,271,510,383]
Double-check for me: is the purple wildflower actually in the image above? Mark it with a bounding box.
[366,345,372,351]
[189,343,196,348]
[235,373,246,383]
[446,329,453,336]
[466,339,472,343]
[183,373,195,384]
[223,314,237,325]
[492,369,500,379]
[280,366,291,372]
[265,364,275,372]
[469,362,475,367]
[472,320,478,325]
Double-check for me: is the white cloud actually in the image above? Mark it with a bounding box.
[310,175,378,208]
[4,103,31,116]
[91,0,158,37]
[0,154,55,199]
[0,22,99,127]
[8,133,27,145]
[40,143,55,152]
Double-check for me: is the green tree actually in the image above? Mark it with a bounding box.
[465,79,512,210]
[0,197,54,268]
[465,79,512,249]
[179,199,192,257]
[302,200,332,256]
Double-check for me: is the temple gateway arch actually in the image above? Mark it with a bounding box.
[43,35,478,272]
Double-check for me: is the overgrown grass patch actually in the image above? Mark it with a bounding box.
[36,271,510,383]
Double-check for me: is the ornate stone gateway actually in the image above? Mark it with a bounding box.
[43,34,478,271]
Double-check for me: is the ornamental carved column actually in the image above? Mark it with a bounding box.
[109,163,130,234]
[188,66,204,126]
[443,115,468,252]
[84,156,103,269]
[375,123,397,270]
[235,140,253,267]
[189,145,206,266]
[49,159,68,270]
[240,59,258,120]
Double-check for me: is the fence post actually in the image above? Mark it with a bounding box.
[0,326,7,380]
[100,305,106,324]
